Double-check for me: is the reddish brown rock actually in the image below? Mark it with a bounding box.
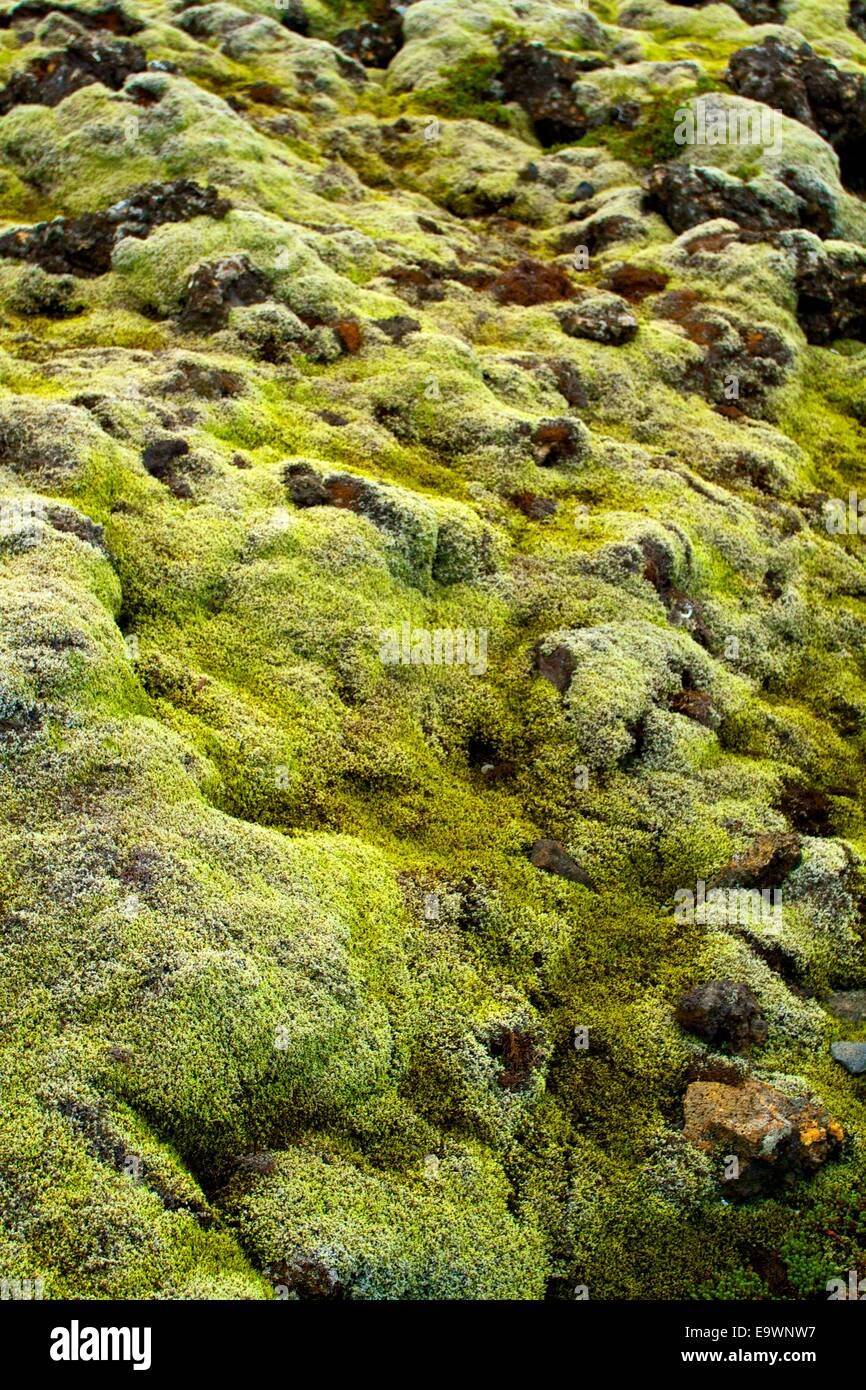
[712,832,802,890]
[529,837,596,890]
[683,1077,843,1195]
[488,257,574,307]
[601,263,669,303]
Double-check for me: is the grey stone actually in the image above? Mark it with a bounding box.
[831,1041,866,1075]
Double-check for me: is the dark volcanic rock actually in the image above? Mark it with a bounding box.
[43,502,108,554]
[666,0,783,21]
[0,182,230,278]
[546,357,590,409]
[535,642,576,693]
[652,290,793,417]
[826,990,866,1023]
[851,0,866,43]
[0,35,147,114]
[275,0,308,35]
[667,685,716,725]
[497,40,637,148]
[284,462,331,508]
[268,1253,343,1299]
[179,254,270,333]
[485,1019,546,1091]
[661,224,866,344]
[726,36,866,189]
[335,0,404,67]
[783,234,866,345]
[371,314,421,343]
[601,263,669,303]
[0,1,144,34]
[528,837,596,889]
[530,417,588,467]
[335,20,402,69]
[510,491,558,520]
[557,293,638,345]
[675,979,768,1052]
[142,436,189,480]
[498,41,588,146]
[645,162,820,237]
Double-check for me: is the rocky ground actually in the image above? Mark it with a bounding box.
[0,0,865,1301]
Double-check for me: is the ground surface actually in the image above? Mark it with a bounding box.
[1,0,866,1301]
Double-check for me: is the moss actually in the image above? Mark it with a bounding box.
[0,0,865,1306]
[578,78,723,168]
[415,51,512,130]
[224,1139,545,1299]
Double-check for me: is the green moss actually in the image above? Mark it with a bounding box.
[0,0,865,1305]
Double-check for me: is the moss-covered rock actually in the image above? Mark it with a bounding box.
[1,0,865,1305]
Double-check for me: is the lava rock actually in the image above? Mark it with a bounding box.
[675,980,768,1053]
[495,38,638,149]
[485,1019,546,1091]
[275,0,308,35]
[652,290,793,416]
[0,1,144,34]
[683,1077,844,1196]
[646,162,814,237]
[371,314,421,344]
[498,40,589,146]
[826,990,866,1023]
[335,20,402,68]
[510,491,558,520]
[534,642,576,693]
[487,257,574,307]
[0,34,147,113]
[335,2,403,67]
[43,502,108,554]
[267,1253,343,1299]
[284,462,331,508]
[153,358,244,399]
[528,837,596,890]
[667,0,784,20]
[179,254,270,333]
[601,263,669,303]
[782,233,866,345]
[831,1041,866,1075]
[726,36,866,189]
[667,686,717,726]
[0,181,230,278]
[546,358,590,409]
[142,437,189,480]
[557,293,638,346]
[712,832,802,890]
[530,417,590,467]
